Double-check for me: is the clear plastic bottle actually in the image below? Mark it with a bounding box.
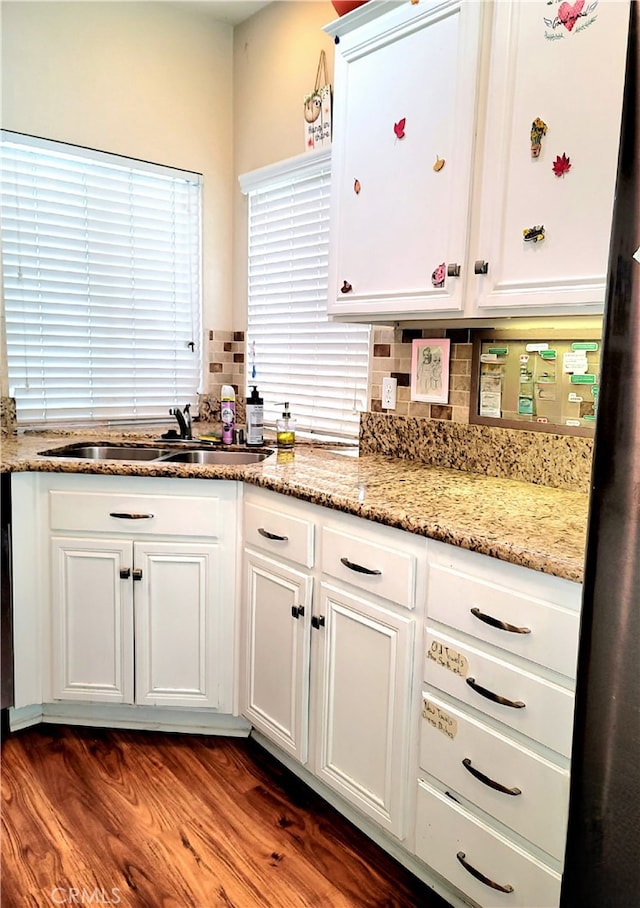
[221,385,236,445]
[276,402,296,449]
[246,385,264,446]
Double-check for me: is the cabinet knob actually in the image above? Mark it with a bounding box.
[311,615,325,630]
[119,568,131,580]
[291,605,305,619]
[474,260,489,275]
[447,263,461,277]
[132,568,143,581]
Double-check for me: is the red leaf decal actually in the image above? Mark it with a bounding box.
[552,153,572,177]
[394,118,406,139]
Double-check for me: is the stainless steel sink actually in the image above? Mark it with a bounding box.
[40,443,170,461]
[39,442,273,465]
[158,449,271,465]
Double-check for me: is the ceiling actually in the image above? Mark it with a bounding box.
[177,1,273,25]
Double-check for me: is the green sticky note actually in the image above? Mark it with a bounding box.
[487,347,509,355]
[572,342,599,351]
[583,415,597,421]
[539,350,557,360]
[570,374,596,384]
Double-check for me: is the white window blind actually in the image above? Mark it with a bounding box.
[1,131,202,426]
[240,151,370,440]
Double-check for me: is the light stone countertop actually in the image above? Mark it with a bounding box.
[0,429,589,583]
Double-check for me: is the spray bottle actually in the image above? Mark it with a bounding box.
[221,385,236,445]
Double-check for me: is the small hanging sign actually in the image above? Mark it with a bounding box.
[303,50,332,152]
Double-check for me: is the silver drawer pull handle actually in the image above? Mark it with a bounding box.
[109,512,154,520]
[456,852,514,893]
[340,556,381,576]
[466,677,525,709]
[258,527,288,542]
[462,758,522,796]
[470,607,531,635]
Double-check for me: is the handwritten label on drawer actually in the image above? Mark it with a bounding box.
[422,699,458,739]
[427,640,469,677]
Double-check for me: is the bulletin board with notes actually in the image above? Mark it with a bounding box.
[470,329,601,436]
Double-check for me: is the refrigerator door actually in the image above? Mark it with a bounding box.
[561,4,640,906]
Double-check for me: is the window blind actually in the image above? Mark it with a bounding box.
[1,132,202,426]
[241,151,370,440]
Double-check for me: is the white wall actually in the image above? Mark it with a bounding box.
[232,1,336,328]
[1,0,235,366]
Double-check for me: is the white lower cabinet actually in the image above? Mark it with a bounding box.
[51,537,219,708]
[13,473,238,715]
[415,782,562,908]
[241,487,423,842]
[314,581,414,838]
[243,548,312,762]
[416,540,581,907]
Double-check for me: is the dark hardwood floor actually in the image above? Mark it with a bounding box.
[1,725,451,908]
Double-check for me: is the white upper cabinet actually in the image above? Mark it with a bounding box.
[326,0,630,321]
[472,0,630,316]
[326,0,484,319]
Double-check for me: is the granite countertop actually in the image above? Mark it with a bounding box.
[0,429,589,583]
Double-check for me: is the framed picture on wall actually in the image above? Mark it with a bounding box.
[410,338,451,404]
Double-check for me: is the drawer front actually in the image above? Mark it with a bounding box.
[427,563,580,678]
[415,782,561,908]
[320,525,415,609]
[420,693,569,860]
[244,501,314,568]
[424,628,575,756]
[50,491,220,537]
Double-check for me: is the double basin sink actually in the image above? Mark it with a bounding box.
[38,441,273,466]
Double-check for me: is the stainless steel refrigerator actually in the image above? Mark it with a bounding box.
[560,3,640,906]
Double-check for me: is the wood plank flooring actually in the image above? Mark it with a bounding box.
[1,725,451,908]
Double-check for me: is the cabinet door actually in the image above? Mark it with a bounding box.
[134,541,219,708]
[328,0,483,319]
[51,537,134,703]
[243,549,313,763]
[472,0,629,314]
[313,582,414,838]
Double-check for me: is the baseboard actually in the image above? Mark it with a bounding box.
[9,702,251,737]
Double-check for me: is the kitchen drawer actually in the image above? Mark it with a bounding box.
[320,524,415,609]
[415,781,561,908]
[427,563,580,679]
[49,491,220,538]
[244,500,314,568]
[420,693,569,860]
[424,627,575,757]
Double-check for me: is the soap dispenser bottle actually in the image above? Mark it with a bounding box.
[276,403,296,449]
[246,385,264,446]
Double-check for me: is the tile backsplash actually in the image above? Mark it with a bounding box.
[200,329,246,424]
[370,326,472,422]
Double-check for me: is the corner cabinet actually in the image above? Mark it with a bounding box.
[325,0,630,321]
[12,473,238,715]
[326,0,483,320]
